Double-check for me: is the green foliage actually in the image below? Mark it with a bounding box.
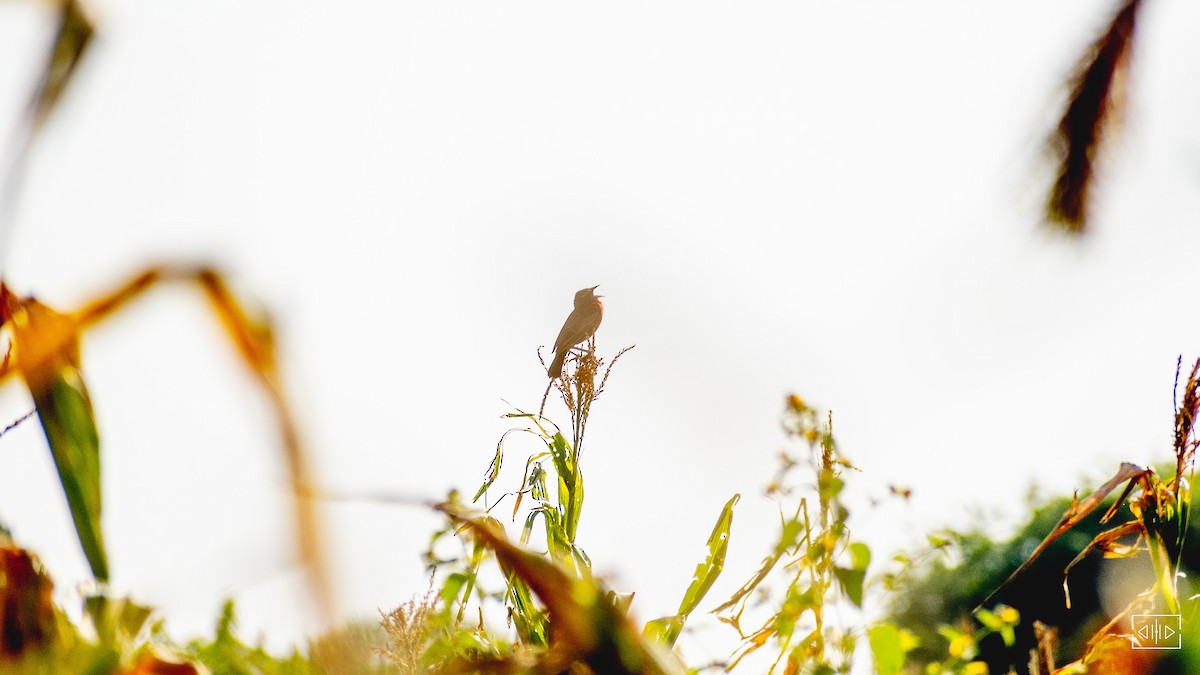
[185,599,396,674]
[886,358,1200,674]
[434,505,680,674]
[409,345,717,672]
[714,394,870,674]
[0,537,205,674]
[924,605,1019,675]
[33,368,108,582]
[186,599,313,674]
[645,494,740,649]
[0,536,391,675]
[885,486,1184,670]
[867,623,916,675]
[422,406,694,672]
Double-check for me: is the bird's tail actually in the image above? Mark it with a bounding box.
[548,349,565,378]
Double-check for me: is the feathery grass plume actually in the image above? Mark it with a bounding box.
[378,587,437,674]
[525,338,631,551]
[308,619,395,675]
[539,337,634,457]
[1046,0,1142,233]
[1170,355,1200,496]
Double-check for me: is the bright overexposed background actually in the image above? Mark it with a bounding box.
[2,0,1200,668]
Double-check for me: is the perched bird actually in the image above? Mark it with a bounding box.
[548,285,604,378]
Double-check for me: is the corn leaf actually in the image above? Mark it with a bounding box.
[977,462,1149,610]
[713,500,805,616]
[441,504,678,674]
[645,493,739,648]
[33,368,108,582]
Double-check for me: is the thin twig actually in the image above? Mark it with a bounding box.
[0,409,35,441]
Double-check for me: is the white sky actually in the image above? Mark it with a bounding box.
[3,0,1200,668]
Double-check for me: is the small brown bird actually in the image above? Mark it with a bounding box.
[548,285,604,378]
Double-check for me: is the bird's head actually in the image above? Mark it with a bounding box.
[574,285,601,306]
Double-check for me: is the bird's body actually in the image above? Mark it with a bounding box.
[548,286,603,378]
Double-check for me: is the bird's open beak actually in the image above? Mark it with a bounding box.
[590,284,602,297]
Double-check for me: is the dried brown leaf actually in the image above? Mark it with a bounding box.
[1047,0,1142,233]
[977,462,1150,609]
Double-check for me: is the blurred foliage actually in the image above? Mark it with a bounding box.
[17,1,1200,673]
[186,599,394,675]
[22,0,94,139]
[1046,0,1142,233]
[888,358,1200,674]
[883,494,1150,671]
[0,534,391,675]
[8,1,331,621]
[0,268,334,623]
[712,395,882,674]
[0,532,201,674]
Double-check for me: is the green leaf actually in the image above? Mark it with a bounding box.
[540,507,574,571]
[473,435,507,502]
[678,494,738,613]
[528,463,549,502]
[818,472,844,502]
[439,573,469,608]
[642,615,684,646]
[1146,527,1180,614]
[937,625,963,642]
[34,368,108,582]
[565,465,584,541]
[833,566,866,607]
[549,433,573,490]
[84,594,153,653]
[975,608,1001,632]
[779,516,805,554]
[848,542,871,571]
[711,500,804,616]
[80,650,120,675]
[868,623,907,675]
[497,558,548,647]
[976,608,1019,648]
[548,432,584,541]
[644,493,739,648]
